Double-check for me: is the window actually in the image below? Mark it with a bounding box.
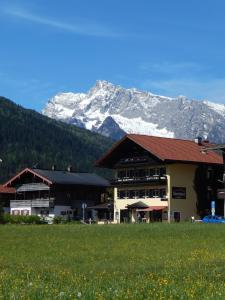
[144,189,161,198]
[134,169,139,178]
[155,168,160,176]
[149,168,160,176]
[21,210,29,216]
[149,168,155,176]
[127,190,136,199]
[138,190,146,198]
[139,169,145,177]
[127,169,134,178]
[118,170,126,178]
[117,190,126,199]
[146,189,153,198]
[207,168,213,180]
[160,167,166,176]
[160,189,166,198]
[174,212,181,222]
[153,189,160,198]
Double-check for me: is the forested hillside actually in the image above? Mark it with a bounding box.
[0,96,113,182]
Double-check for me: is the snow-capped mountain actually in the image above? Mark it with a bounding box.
[42,80,225,143]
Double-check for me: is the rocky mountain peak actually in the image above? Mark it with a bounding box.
[42,81,225,143]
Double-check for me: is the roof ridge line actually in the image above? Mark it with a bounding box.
[126,133,205,143]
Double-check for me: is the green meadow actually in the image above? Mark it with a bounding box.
[0,223,225,300]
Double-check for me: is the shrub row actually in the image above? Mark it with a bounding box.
[0,214,44,224]
[53,216,81,224]
[0,214,82,225]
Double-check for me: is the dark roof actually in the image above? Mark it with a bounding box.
[96,134,223,167]
[31,169,110,187]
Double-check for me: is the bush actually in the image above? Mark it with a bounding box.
[0,210,4,224]
[2,214,43,224]
[53,216,81,224]
[53,216,63,224]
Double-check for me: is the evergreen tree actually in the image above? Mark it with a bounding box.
[0,96,113,182]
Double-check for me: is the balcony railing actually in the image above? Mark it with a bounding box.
[112,175,167,185]
[118,156,149,164]
[10,198,55,208]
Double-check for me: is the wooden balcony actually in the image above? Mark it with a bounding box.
[111,175,167,186]
[10,198,55,208]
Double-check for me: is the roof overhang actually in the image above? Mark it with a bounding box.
[0,185,16,194]
[4,168,52,187]
[96,134,223,168]
[96,135,163,168]
[164,159,223,166]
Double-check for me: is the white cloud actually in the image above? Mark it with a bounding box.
[1,5,121,38]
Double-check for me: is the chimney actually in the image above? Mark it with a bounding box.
[67,165,73,172]
[194,136,202,145]
[52,165,56,171]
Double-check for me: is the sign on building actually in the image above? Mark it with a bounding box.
[172,187,186,199]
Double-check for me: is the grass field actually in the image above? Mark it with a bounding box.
[0,223,225,300]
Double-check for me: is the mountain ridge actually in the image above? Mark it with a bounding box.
[43,80,225,143]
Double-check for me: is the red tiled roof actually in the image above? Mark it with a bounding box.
[97,134,223,166]
[0,185,16,194]
[128,134,223,164]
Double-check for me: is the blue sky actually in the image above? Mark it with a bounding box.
[1,0,225,111]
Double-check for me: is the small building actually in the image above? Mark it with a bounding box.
[96,134,223,223]
[2,168,110,219]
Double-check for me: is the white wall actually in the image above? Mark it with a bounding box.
[52,205,72,217]
[10,207,31,215]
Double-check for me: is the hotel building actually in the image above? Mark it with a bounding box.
[96,134,223,223]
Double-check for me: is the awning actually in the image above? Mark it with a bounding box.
[126,201,149,209]
[137,206,168,212]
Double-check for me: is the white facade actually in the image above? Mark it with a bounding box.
[113,186,168,223]
[11,206,31,216]
[10,205,72,218]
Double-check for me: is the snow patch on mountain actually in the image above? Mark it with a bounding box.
[111,115,174,137]
[204,100,225,117]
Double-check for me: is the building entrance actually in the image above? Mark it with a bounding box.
[120,209,130,223]
[150,209,162,222]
